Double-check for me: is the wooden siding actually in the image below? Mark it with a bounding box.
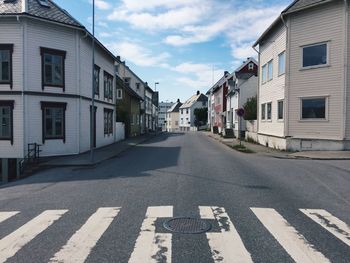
[258,23,287,137]
[346,2,350,139]
[288,1,345,139]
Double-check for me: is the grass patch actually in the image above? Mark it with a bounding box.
[232,144,255,153]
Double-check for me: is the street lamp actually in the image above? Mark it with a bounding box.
[154,82,159,134]
[90,0,96,162]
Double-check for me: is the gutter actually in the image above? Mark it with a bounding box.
[343,0,348,140]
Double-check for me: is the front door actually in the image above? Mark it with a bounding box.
[90,106,97,148]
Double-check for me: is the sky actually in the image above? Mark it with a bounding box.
[55,0,292,102]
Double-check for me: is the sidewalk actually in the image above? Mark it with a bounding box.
[40,133,156,168]
[204,132,350,160]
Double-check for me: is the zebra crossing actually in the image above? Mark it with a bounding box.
[0,206,348,263]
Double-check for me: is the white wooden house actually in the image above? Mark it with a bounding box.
[0,0,116,181]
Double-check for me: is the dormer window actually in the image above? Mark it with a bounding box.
[248,63,254,70]
[37,0,50,7]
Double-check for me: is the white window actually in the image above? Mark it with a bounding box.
[278,100,284,120]
[278,51,285,75]
[116,89,122,99]
[248,62,254,70]
[267,60,273,81]
[301,97,327,120]
[261,104,266,120]
[267,103,272,120]
[302,43,328,68]
[262,64,267,83]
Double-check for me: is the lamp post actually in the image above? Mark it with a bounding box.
[90,0,95,162]
[154,82,159,134]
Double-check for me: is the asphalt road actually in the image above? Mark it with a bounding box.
[0,132,349,263]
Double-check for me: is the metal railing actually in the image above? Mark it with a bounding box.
[19,143,42,175]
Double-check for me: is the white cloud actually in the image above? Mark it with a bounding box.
[106,41,171,67]
[91,0,111,10]
[173,62,225,89]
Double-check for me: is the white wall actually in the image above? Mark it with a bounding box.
[115,122,125,142]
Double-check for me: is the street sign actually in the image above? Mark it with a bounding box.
[236,108,245,117]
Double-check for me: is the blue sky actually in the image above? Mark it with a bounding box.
[55,0,291,102]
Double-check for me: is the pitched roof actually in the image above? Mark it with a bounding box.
[168,102,182,113]
[180,93,207,109]
[253,0,333,47]
[0,0,83,27]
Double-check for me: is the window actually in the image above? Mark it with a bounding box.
[37,0,50,7]
[124,78,130,88]
[261,104,266,120]
[267,60,273,81]
[0,44,13,87]
[94,65,100,96]
[116,89,122,99]
[267,103,272,120]
[0,100,14,144]
[278,100,284,120]
[181,109,183,114]
[186,109,189,114]
[175,121,179,126]
[202,101,206,106]
[136,83,140,90]
[301,98,326,119]
[248,62,254,70]
[41,102,67,143]
[104,71,113,100]
[104,108,113,135]
[278,52,286,75]
[302,43,328,68]
[262,64,267,83]
[40,47,66,89]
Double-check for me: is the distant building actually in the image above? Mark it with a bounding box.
[179,91,208,131]
[158,102,174,131]
[166,100,182,132]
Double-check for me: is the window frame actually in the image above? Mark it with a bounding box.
[40,47,66,90]
[300,96,328,121]
[267,60,273,81]
[94,65,100,96]
[41,101,67,143]
[301,42,329,70]
[267,102,272,121]
[277,100,284,121]
[0,100,14,144]
[104,71,114,100]
[261,104,266,121]
[0,44,14,88]
[116,88,123,99]
[278,51,286,76]
[261,64,267,84]
[104,108,113,136]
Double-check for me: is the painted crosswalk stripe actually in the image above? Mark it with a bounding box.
[49,207,120,263]
[129,206,173,263]
[199,206,253,263]
[251,208,330,263]
[0,212,19,224]
[300,209,350,247]
[0,209,68,263]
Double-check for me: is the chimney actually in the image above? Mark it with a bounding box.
[197,90,200,96]
[116,56,121,61]
[177,99,180,103]
[224,71,229,77]
[22,0,28,12]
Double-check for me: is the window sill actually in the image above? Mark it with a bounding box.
[300,64,330,71]
[298,119,329,122]
[278,73,285,77]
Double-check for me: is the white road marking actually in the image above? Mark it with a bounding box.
[49,207,120,263]
[129,206,173,263]
[0,212,19,224]
[199,206,253,263]
[300,209,350,247]
[0,210,68,263]
[251,208,330,263]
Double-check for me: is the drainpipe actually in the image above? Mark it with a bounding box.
[252,45,260,135]
[280,14,290,140]
[343,0,348,142]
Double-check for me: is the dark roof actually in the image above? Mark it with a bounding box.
[0,0,83,27]
[283,0,330,14]
[168,102,182,113]
[253,0,333,47]
[235,72,255,79]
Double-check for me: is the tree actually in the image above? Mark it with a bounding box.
[194,108,208,126]
[243,96,257,120]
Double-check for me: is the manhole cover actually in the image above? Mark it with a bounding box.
[163,217,211,234]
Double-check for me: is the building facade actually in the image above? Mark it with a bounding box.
[253,0,350,151]
[158,101,174,131]
[166,100,182,132]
